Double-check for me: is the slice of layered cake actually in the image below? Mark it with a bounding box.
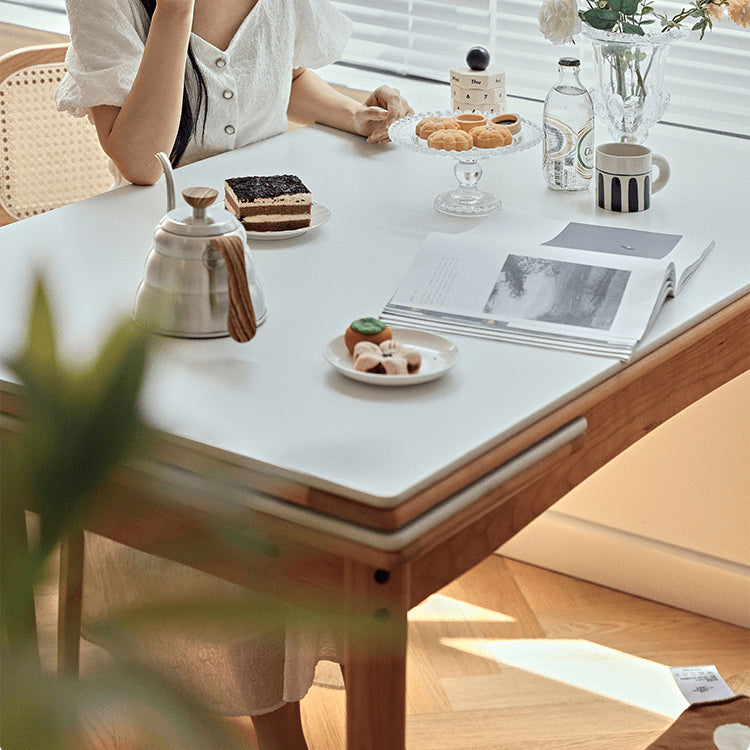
[225,175,312,232]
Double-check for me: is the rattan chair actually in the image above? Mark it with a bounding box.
[0,44,111,679]
[0,43,112,226]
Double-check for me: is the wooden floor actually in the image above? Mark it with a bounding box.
[34,551,749,750]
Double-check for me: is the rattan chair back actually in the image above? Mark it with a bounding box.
[0,44,112,225]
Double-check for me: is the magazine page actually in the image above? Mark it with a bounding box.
[538,221,714,293]
[381,219,714,359]
[382,231,668,359]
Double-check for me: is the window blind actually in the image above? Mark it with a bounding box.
[330,0,495,80]
[332,0,750,136]
[5,0,747,135]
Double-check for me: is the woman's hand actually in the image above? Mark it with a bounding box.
[288,72,414,146]
[353,85,414,143]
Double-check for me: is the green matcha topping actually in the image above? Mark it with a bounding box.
[350,317,386,335]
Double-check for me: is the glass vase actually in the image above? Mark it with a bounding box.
[582,26,687,144]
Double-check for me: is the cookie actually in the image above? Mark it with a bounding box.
[454,112,487,132]
[344,317,393,355]
[426,128,474,151]
[490,113,522,135]
[469,123,513,148]
[352,340,422,375]
[415,116,460,140]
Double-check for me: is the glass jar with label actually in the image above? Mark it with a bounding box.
[542,57,594,191]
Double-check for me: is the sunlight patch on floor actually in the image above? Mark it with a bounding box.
[408,593,517,624]
[440,637,689,718]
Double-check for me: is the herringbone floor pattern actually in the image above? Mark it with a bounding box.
[33,551,749,750]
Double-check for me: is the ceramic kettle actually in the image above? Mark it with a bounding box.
[133,153,267,342]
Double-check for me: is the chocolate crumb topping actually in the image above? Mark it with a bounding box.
[226,175,310,202]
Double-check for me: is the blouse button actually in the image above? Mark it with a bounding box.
[222,89,234,100]
[215,58,227,68]
[224,125,236,135]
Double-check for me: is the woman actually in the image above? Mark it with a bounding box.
[56,1,412,747]
[56,0,413,185]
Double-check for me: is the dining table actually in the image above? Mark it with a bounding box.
[1,104,748,749]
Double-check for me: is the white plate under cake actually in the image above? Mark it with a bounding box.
[246,203,331,240]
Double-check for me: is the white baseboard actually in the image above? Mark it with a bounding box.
[498,510,750,629]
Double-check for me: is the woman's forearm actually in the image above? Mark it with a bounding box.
[287,68,362,134]
[91,4,194,184]
[288,69,412,144]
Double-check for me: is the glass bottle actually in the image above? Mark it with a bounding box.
[542,57,594,191]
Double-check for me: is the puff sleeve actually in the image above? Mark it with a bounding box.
[56,0,148,117]
[292,0,353,69]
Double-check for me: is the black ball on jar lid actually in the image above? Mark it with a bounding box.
[466,46,491,71]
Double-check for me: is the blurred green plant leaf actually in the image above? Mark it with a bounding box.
[7,275,150,560]
[1,275,380,750]
[2,274,163,748]
[1,653,244,750]
[20,274,59,382]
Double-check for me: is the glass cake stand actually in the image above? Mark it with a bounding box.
[388,110,542,217]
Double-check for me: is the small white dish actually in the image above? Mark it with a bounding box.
[324,327,460,386]
[245,203,331,240]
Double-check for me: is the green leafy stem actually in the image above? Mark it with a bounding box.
[580,0,728,38]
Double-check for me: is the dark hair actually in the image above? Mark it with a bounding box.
[138,0,208,166]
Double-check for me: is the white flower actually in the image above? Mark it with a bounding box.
[538,0,582,44]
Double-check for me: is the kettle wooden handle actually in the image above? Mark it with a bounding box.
[209,235,257,343]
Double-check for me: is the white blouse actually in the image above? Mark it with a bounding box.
[56,0,352,168]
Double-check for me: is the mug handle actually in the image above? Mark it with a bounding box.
[652,153,671,194]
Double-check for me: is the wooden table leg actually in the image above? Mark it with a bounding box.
[344,560,410,750]
[58,526,84,677]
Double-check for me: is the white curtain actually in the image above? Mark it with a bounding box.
[332,0,750,136]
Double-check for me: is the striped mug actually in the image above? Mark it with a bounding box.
[596,143,670,213]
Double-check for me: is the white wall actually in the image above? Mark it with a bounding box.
[499,372,750,628]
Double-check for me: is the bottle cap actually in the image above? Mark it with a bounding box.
[558,57,581,66]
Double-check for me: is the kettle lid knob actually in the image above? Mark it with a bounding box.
[182,187,218,210]
[182,187,219,223]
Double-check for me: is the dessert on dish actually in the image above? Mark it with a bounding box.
[454,112,487,132]
[469,123,513,148]
[415,116,459,140]
[352,340,422,375]
[427,129,474,151]
[344,317,393,355]
[225,175,311,232]
[490,113,522,135]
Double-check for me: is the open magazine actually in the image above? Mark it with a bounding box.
[381,220,715,360]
